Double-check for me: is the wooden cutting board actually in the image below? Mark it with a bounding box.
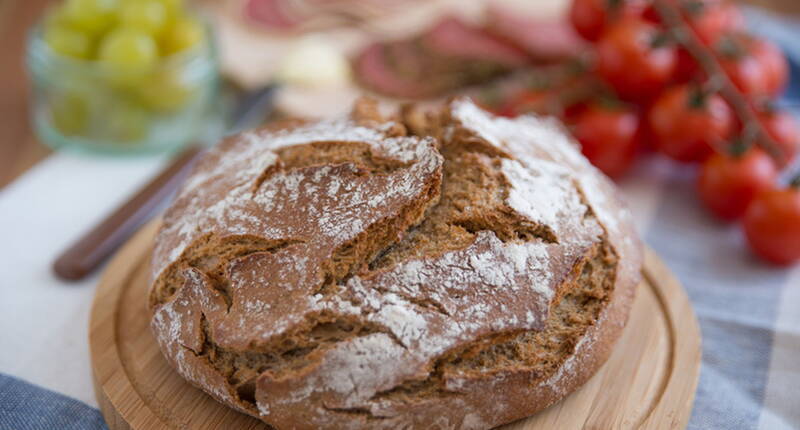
[90,220,701,429]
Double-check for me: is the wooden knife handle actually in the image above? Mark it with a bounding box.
[53,145,204,281]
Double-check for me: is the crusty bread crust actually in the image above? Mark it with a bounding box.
[149,98,642,429]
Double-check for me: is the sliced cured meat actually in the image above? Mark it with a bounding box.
[354,43,441,98]
[383,40,428,79]
[422,17,530,66]
[485,6,586,62]
[353,15,581,98]
[244,0,301,30]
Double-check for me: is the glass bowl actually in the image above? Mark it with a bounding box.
[26,15,219,155]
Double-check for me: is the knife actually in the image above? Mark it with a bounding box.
[53,84,279,281]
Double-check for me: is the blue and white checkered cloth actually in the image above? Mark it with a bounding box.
[1,7,799,430]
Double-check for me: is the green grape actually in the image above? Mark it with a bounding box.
[120,0,168,36]
[43,24,93,59]
[137,69,198,112]
[160,16,203,55]
[50,92,90,136]
[104,102,149,142]
[155,0,184,17]
[98,28,158,84]
[63,0,118,36]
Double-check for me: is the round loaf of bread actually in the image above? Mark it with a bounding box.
[149,98,642,429]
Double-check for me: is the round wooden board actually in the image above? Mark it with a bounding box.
[90,220,702,430]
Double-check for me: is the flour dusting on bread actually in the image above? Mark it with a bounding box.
[149,98,642,429]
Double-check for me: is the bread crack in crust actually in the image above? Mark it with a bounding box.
[149,98,642,429]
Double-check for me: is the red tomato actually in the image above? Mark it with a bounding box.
[563,101,589,122]
[649,84,734,162]
[569,0,645,41]
[644,0,742,45]
[685,0,743,45]
[743,186,800,265]
[596,19,677,101]
[754,37,789,96]
[571,102,640,178]
[644,1,741,83]
[717,34,788,98]
[698,147,777,220]
[758,108,800,163]
[674,48,703,83]
[642,0,668,23]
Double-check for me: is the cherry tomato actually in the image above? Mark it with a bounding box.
[644,0,742,44]
[684,0,743,45]
[569,0,646,41]
[717,34,788,98]
[754,37,789,96]
[571,102,640,178]
[649,84,734,162]
[563,100,589,122]
[743,186,800,265]
[672,48,703,83]
[645,1,742,82]
[596,19,677,101]
[698,147,777,220]
[642,0,671,23]
[758,108,800,163]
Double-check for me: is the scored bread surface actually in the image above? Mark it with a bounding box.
[148,98,642,429]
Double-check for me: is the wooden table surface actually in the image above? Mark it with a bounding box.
[0,0,51,188]
[0,0,797,190]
